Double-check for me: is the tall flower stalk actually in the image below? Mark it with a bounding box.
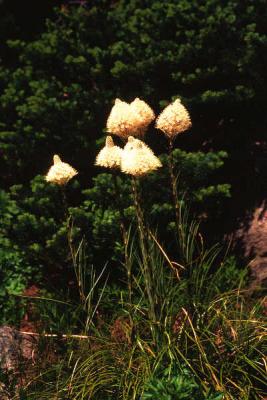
[131,175,156,325]
[95,135,133,303]
[103,99,161,340]
[111,171,132,303]
[45,155,85,300]
[156,98,192,241]
[99,97,191,341]
[167,138,181,236]
[120,136,162,341]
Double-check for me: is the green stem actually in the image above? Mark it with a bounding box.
[61,186,85,302]
[167,139,185,258]
[112,172,132,304]
[131,176,156,330]
[168,139,180,230]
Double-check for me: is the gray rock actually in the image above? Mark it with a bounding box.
[232,202,267,291]
[0,326,37,371]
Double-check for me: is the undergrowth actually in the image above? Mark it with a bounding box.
[10,210,266,400]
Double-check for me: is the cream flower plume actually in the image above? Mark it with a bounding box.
[107,98,155,139]
[121,136,162,176]
[106,99,140,139]
[95,136,122,169]
[130,98,155,135]
[155,98,192,139]
[46,155,78,185]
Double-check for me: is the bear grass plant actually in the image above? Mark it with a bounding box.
[14,201,265,400]
[11,98,266,399]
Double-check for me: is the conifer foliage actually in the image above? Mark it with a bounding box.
[0,0,266,306]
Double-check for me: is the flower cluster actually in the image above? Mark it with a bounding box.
[95,136,122,169]
[155,98,192,139]
[107,98,155,139]
[130,98,155,136]
[46,155,78,185]
[95,136,161,176]
[121,136,162,176]
[46,98,191,182]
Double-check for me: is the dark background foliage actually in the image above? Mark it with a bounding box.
[0,0,267,322]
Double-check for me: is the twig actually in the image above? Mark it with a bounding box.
[20,331,90,340]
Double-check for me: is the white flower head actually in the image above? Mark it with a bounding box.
[95,136,122,169]
[121,136,162,176]
[106,99,140,139]
[130,98,155,136]
[107,98,155,139]
[46,155,78,185]
[155,98,192,139]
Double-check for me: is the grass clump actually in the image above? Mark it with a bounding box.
[18,217,266,400]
